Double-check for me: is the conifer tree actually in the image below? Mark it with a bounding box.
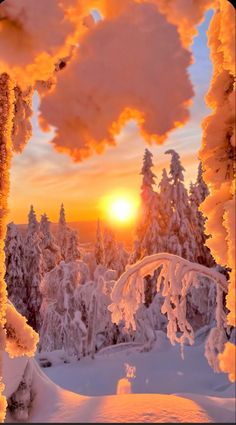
[103,227,118,270]
[94,219,104,265]
[158,168,173,250]
[40,213,61,273]
[189,162,215,266]
[24,205,43,331]
[57,203,80,262]
[4,223,27,316]
[165,149,195,262]
[130,149,162,263]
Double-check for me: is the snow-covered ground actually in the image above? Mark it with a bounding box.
[4,330,236,423]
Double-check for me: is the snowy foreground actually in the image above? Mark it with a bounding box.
[4,331,235,423]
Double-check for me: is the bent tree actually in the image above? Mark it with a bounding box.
[109,252,228,371]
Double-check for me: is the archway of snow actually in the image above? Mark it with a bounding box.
[109,252,228,372]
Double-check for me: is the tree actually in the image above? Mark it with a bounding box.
[65,229,80,262]
[56,203,80,262]
[39,261,88,358]
[130,149,164,308]
[40,213,61,273]
[189,162,215,267]
[158,168,173,250]
[130,149,162,263]
[165,149,195,262]
[103,227,118,271]
[4,223,27,317]
[94,219,104,265]
[116,243,129,277]
[109,252,228,371]
[24,206,43,332]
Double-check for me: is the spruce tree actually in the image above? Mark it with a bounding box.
[24,205,43,331]
[165,149,195,262]
[94,219,104,265]
[130,149,162,263]
[189,162,215,266]
[103,227,118,270]
[40,213,61,273]
[57,203,80,262]
[4,223,27,316]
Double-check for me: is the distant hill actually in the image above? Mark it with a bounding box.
[16,220,136,250]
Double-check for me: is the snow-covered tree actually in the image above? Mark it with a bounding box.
[56,203,80,262]
[94,219,104,265]
[116,243,129,277]
[103,227,118,271]
[189,162,215,267]
[130,149,162,263]
[56,203,68,260]
[27,205,39,235]
[4,223,27,317]
[158,168,173,249]
[40,213,61,273]
[165,149,195,262]
[39,261,88,358]
[109,252,228,370]
[65,229,80,262]
[24,206,43,332]
[130,150,164,308]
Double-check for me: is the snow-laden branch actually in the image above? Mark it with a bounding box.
[109,253,228,367]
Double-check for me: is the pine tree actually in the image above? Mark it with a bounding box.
[24,206,43,332]
[103,227,118,270]
[65,229,80,262]
[116,243,129,277]
[130,149,162,263]
[57,203,68,261]
[165,149,195,262]
[4,223,27,317]
[158,168,173,249]
[56,203,80,263]
[130,149,163,307]
[40,213,61,273]
[39,261,87,358]
[94,219,104,265]
[27,205,39,234]
[189,162,215,266]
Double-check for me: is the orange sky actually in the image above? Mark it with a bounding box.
[8,11,213,225]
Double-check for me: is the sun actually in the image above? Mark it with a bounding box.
[110,198,134,223]
[100,192,139,225]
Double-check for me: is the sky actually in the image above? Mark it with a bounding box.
[8,10,213,225]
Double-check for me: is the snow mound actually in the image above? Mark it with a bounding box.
[5,359,235,423]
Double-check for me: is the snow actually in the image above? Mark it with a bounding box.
[4,331,235,423]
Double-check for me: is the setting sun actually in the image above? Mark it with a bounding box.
[110,198,134,223]
[100,191,139,225]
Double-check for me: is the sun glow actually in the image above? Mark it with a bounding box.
[100,192,139,225]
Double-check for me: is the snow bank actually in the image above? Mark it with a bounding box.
[4,355,235,423]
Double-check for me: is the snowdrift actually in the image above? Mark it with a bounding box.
[4,358,235,423]
[4,331,235,423]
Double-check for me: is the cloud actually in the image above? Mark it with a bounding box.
[39,1,193,161]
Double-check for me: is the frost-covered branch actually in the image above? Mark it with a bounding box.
[109,252,228,367]
[0,73,15,422]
